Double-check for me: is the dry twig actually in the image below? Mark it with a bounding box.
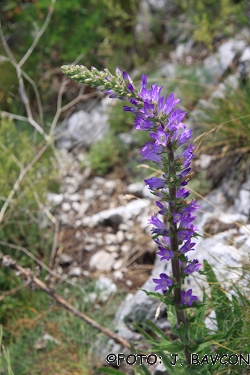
[0,252,131,349]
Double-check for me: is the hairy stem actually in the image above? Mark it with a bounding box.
[167,140,191,364]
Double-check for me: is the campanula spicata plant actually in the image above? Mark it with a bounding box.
[61,65,203,367]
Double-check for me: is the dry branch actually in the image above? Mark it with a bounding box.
[0,252,131,349]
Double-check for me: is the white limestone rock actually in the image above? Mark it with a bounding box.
[89,250,116,271]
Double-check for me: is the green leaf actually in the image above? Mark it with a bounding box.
[232,295,243,334]
[132,324,153,340]
[203,260,233,332]
[151,340,184,353]
[157,352,178,375]
[145,320,170,341]
[134,364,152,375]
[140,289,172,304]
[97,367,126,375]
[167,304,177,327]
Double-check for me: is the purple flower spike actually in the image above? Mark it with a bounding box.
[184,259,202,275]
[144,177,165,190]
[180,289,198,306]
[153,273,173,293]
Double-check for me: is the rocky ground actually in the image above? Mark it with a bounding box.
[43,26,250,374]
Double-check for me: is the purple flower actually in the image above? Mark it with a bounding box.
[123,106,138,113]
[155,236,171,248]
[127,83,134,93]
[182,200,200,214]
[134,116,154,130]
[116,67,122,76]
[173,211,186,224]
[138,81,163,104]
[153,273,173,293]
[179,239,196,254]
[177,229,192,242]
[141,102,155,118]
[150,126,170,146]
[182,143,195,159]
[184,259,201,275]
[144,177,165,190]
[177,129,192,146]
[180,289,198,306]
[157,247,174,261]
[158,93,180,116]
[155,201,166,215]
[167,109,186,132]
[179,214,196,228]
[182,145,195,168]
[176,188,190,199]
[149,215,169,236]
[177,168,191,180]
[141,142,162,163]
[141,74,147,89]
[130,98,141,107]
[149,84,164,103]
[149,215,166,229]
[105,88,114,95]
[122,70,132,82]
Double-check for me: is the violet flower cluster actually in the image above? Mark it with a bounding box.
[61,65,202,307]
[121,70,201,306]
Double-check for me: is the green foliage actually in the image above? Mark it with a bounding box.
[195,83,250,191]
[118,262,250,375]
[1,274,126,375]
[0,326,15,375]
[88,133,126,175]
[109,100,134,134]
[175,0,248,48]
[0,0,144,118]
[0,118,57,261]
[0,0,140,73]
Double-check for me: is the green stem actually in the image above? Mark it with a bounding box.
[167,140,191,365]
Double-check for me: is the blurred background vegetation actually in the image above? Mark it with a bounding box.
[0,0,250,374]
